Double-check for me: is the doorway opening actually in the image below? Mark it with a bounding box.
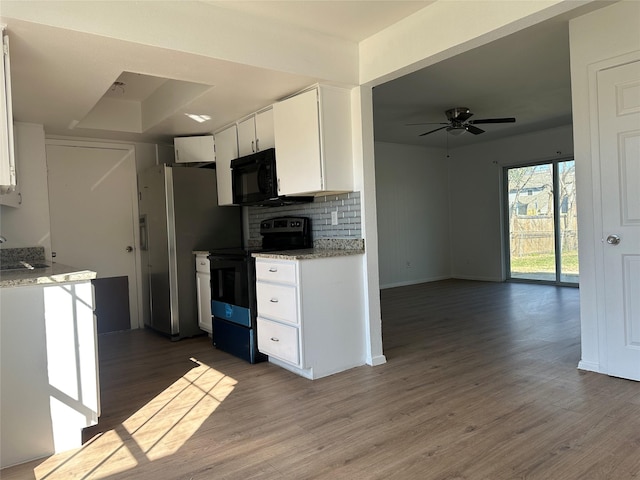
[504,159,579,285]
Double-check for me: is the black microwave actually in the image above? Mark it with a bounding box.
[230,148,312,206]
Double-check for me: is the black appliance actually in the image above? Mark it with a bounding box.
[230,148,312,206]
[208,216,312,363]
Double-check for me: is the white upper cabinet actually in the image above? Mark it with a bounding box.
[174,135,215,163]
[273,85,353,196]
[214,125,238,206]
[237,107,274,157]
[0,124,20,208]
[0,27,16,196]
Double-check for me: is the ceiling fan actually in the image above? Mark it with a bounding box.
[408,107,516,137]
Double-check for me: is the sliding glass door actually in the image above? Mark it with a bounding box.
[505,159,578,285]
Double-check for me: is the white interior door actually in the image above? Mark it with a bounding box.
[46,141,141,329]
[597,59,640,381]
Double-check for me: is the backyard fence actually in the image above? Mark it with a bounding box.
[510,215,578,257]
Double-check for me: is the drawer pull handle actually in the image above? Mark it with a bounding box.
[270,298,279,303]
[270,337,280,342]
[269,267,278,272]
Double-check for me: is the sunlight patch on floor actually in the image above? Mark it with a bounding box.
[32,358,236,479]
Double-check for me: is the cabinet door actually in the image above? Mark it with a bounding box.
[214,125,238,206]
[0,30,16,196]
[255,108,274,152]
[0,123,20,207]
[237,116,256,157]
[196,271,212,333]
[273,88,323,195]
[174,136,214,163]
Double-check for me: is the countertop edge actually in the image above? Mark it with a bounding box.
[0,264,98,288]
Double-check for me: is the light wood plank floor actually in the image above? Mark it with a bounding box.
[3,280,639,479]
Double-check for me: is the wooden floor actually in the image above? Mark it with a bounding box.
[3,280,639,479]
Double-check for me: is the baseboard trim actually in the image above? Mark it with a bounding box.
[451,274,503,282]
[380,276,450,290]
[367,354,387,366]
[578,360,601,373]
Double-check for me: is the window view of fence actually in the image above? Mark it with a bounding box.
[506,160,579,284]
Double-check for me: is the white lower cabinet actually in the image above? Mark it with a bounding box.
[255,255,365,379]
[195,254,212,334]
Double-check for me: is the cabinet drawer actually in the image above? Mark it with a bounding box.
[195,255,210,273]
[257,317,299,365]
[255,259,296,284]
[256,282,298,324]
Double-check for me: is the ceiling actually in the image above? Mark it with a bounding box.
[373,18,572,148]
[2,1,574,149]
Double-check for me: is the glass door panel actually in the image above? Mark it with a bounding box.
[506,160,579,285]
[558,160,579,283]
[507,164,556,282]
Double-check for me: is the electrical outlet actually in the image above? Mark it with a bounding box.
[331,210,339,226]
[406,261,411,268]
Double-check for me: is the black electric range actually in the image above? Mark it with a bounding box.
[208,216,312,363]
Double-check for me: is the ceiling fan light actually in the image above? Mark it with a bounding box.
[448,128,465,136]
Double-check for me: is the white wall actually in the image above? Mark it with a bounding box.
[375,141,450,288]
[374,126,574,285]
[0,123,52,258]
[568,0,640,372]
[449,125,574,281]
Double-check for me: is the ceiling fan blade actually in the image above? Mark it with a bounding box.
[419,126,449,136]
[465,124,485,135]
[468,117,516,125]
[456,111,473,122]
[405,122,449,126]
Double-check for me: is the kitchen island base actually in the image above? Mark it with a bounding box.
[1,268,98,468]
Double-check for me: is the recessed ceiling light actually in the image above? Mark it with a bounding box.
[185,113,211,123]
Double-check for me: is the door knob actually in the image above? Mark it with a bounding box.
[126,246,134,252]
[606,234,621,245]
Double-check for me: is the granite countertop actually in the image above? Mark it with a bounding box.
[194,239,365,260]
[0,246,96,288]
[0,263,97,288]
[252,248,364,260]
[254,237,365,260]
